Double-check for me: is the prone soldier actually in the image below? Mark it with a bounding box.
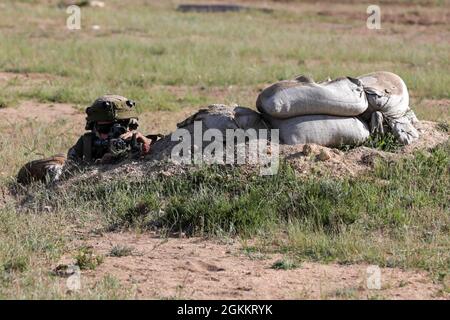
[17,95,158,184]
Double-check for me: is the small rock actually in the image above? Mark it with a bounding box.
[317,149,331,161]
[302,144,313,156]
[89,0,105,7]
[331,148,342,155]
[91,25,101,31]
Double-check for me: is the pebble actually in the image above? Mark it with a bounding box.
[317,149,331,161]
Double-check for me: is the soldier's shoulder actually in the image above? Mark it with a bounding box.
[68,132,97,161]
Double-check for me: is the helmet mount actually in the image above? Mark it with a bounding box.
[85,95,139,130]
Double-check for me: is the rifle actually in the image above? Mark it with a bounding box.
[92,124,162,161]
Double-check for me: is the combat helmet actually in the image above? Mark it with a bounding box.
[85,95,139,130]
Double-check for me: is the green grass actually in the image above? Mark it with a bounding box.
[12,142,449,275]
[0,134,450,298]
[437,121,449,133]
[0,0,449,299]
[109,245,133,257]
[271,258,300,270]
[364,132,401,152]
[0,0,449,112]
[74,246,104,270]
[1,139,448,298]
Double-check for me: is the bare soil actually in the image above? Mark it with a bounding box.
[0,100,83,124]
[4,101,448,301]
[57,231,448,300]
[0,71,60,83]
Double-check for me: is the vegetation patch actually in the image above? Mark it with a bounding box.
[18,142,449,276]
[271,258,300,270]
[109,245,134,257]
[74,246,104,270]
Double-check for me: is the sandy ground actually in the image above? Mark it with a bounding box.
[56,231,448,300]
[0,100,83,124]
[1,94,448,299]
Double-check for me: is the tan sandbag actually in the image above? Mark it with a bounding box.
[268,115,370,147]
[151,104,271,164]
[256,76,368,119]
[358,71,419,144]
[233,106,269,130]
[358,71,411,119]
[177,104,238,133]
[389,116,420,145]
[17,154,66,185]
[177,104,268,133]
[369,111,386,135]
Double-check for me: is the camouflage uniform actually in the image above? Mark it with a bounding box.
[17,95,151,185]
[67,95,140,164]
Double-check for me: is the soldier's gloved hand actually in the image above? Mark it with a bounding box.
[120,131,152,155]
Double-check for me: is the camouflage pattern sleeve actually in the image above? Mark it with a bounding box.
[67,135,85,163]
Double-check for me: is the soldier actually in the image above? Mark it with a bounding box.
[17,95,156,185]
[67,95,152,164]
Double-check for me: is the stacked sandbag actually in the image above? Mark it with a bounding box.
[257,76,368,118]
[357,71,419,144]
[177,104,269,134]
[258,71,420,146]
[269,115,370,146]
[257,76,371,147]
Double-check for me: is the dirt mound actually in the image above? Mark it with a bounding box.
[59,120,447,185]
[281,121,448,177]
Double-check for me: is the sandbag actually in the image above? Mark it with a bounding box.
[151,104,272,165]
[358,71,419,144]
[369,111,386,135]
[358,71,410,120]
[389,116,420,145]
[234,106,269,130]
[256,76,368,119]
[268,115,370,147]
[177,104,238,133]
[177,104,268,133]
